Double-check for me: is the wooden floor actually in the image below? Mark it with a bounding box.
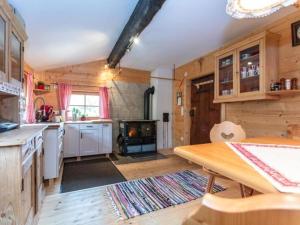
[39,151,241,225]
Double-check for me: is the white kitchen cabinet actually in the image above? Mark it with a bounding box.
[80,128,99,156]
[100,123,112,154]
[64,122,112,158]
[44,123,64,180]
[63,124,80,157]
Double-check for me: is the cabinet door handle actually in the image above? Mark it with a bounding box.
[24,148,30,156]
[21,178,24,192]
[81,132,83,139]
[86,125,93,128]
[63,129,66,135]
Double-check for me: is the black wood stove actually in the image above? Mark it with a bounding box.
[117,120,157,155]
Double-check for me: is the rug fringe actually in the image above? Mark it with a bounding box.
[106,188,125,221]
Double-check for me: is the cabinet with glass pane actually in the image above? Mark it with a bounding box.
[215,51,236,101]
[10,31,23,86]
[0,8,8,82]
[0,1,27,87]
[214,31,279,103]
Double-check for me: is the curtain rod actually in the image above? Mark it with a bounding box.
[51,82,112,89]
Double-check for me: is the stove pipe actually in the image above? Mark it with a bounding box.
[144,86,155,120]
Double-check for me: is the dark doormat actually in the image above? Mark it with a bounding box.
[61,158,126,193]
[111,152,167,165]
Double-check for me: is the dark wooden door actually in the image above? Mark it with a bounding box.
[190,74,221,144]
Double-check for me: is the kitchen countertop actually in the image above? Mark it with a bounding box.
[0,125,48,147]
[119,119,159,122]
[23,122,63,129]
[64,119,113,124]
[23,119,112,128]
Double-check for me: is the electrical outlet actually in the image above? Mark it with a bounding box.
[180,136,184,142]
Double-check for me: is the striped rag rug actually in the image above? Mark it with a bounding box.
[106,170,225,219]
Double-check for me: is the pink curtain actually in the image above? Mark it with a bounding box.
[58,83,72,112]
[99,87,110,119]
[25,73,35,123]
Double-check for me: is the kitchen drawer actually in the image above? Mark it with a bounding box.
[79,124,99,130]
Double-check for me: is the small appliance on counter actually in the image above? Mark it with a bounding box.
[39,105,54,122]
[0,120,18,133]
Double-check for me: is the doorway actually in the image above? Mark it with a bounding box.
[190,74,221,144]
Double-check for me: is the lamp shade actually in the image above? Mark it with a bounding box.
[226,0,297,19]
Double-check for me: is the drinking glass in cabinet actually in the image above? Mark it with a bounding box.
[219,55,234,96]
[239,45,260,93]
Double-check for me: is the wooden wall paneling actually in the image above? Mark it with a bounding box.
[30,59,151,111]
[264,33,280,92]
[183,79,191,145]
[173,9,300,146]
[173,54,216,147]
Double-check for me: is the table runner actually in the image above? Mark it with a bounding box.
[227,142,300,193]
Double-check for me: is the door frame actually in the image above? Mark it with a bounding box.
[181,73,226,146]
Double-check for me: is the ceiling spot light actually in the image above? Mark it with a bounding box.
[226,0,297,19]
[133,36,140,44]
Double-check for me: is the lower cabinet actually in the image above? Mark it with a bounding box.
[20,131,45,225]
[64,123,112,158]
[80,128,99,156]
[0,129,45,225]
[43,124,64,180]
[21,153,35,225]
[63,124,80,157]
[35,141,44,212]
[101,123,112,154]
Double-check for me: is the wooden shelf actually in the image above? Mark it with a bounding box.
[220,80,233,85]
[214,94,278,103]
[33,89,50,95]
[266,90,300,97]
[240,54,259,63]
[219,63,233,69]
[240,75,260,81]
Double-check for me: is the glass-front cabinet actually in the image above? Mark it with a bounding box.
[0,4,27,88]
[215,51,236,100]
[10,32,22,85]
[0,12,7,82]
[214,32,279,103]
[238,41,262,95]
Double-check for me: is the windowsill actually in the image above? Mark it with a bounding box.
[66,117,100,121]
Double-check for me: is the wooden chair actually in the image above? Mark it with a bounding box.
[205,121,251,197]
[209,121,246,143]
[183,193,300,225]
[287,124,300,140]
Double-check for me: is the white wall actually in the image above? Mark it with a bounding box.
[151,67,173,149]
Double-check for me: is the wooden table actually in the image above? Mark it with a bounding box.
[174,137,300,194]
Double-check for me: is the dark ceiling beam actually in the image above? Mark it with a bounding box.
[107,0,166,68]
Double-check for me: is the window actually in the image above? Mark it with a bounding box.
[68,93,99,118]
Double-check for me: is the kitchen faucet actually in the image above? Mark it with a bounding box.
[34,96,46,117]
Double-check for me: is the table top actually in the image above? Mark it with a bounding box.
[174,137,300,193]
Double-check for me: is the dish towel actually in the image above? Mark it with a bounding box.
[227,142,300,193]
